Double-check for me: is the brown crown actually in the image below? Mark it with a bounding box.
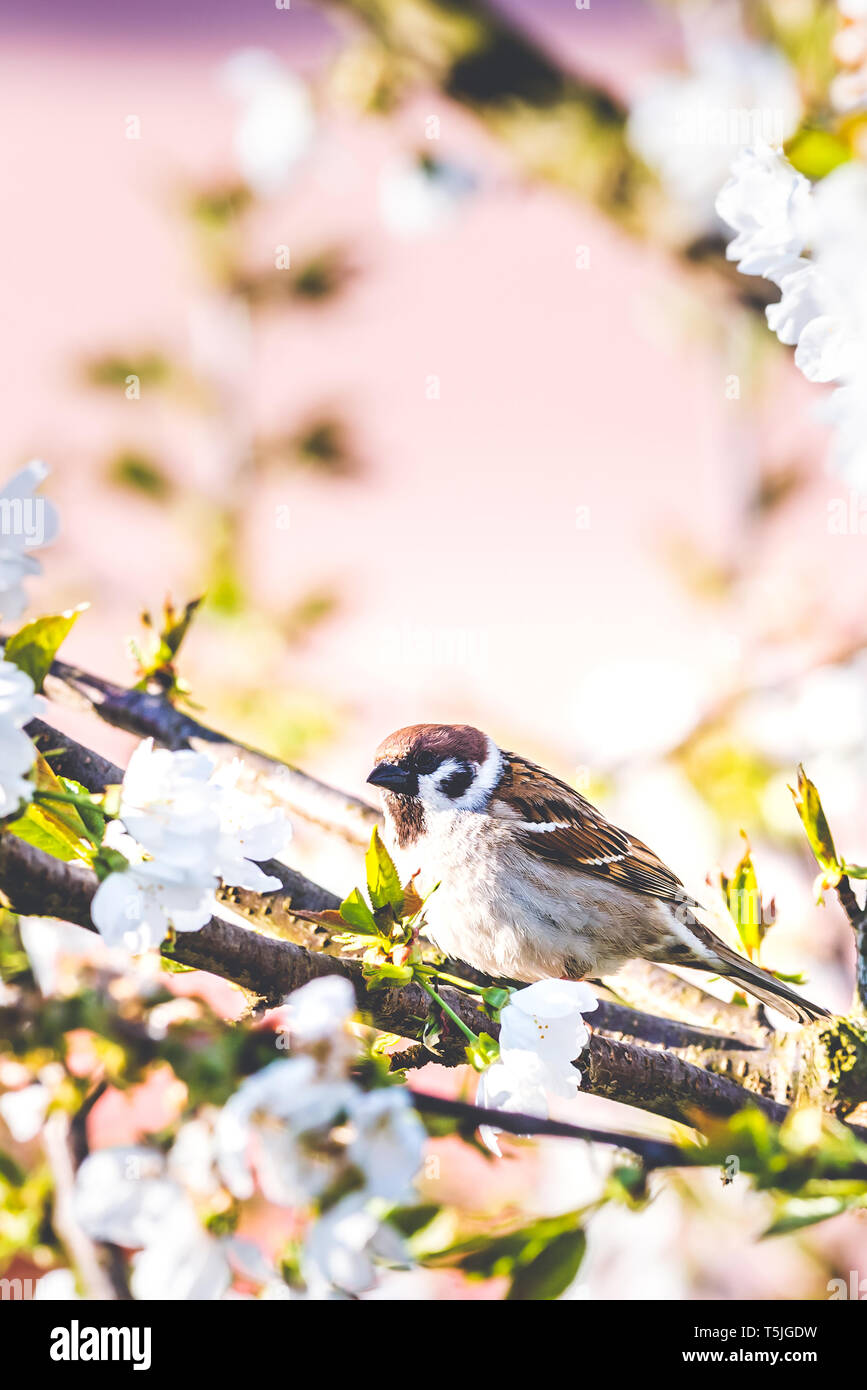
[373,723,489,766]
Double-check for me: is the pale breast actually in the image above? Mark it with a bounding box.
[386,810,672,982]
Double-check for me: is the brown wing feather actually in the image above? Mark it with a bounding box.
[492,753,692,906]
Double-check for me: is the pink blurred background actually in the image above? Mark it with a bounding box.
[4,0,867,1298]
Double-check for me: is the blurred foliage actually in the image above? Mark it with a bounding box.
[754,0,840,111]
[786,126,853,178]
[694,1104,867,1210]
[425,1208,587,1300]
[324,0,660,233]
[107,451,174,501]
[84,351,173,391]
[255,415,358,477]
[677,735,778,836]
[233,248,355,306]
[214,683,337,764]
[129,595,202,704]
[279,588,340,645]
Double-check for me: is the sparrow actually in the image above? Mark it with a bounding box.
[366,723,829,1024]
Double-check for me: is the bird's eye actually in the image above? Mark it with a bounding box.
[414,751,439,776]
[439,764,475,799]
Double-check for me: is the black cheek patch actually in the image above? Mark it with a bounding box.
[440,764,474,799]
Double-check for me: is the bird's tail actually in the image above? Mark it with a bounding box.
[696,938,830,1025]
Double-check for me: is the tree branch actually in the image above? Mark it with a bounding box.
[12,645,379,845]
[26,717,764,1055]
[3,827,859,1136]
[319,0,771,307]
[322,0,654,232]
[835,874,867,1018]
[41,1111,126,1300]
[409,1091,867,1181]
[20,717,865,1129]
[410,1091,687,1167]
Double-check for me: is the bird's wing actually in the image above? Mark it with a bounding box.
[490,753,692,906]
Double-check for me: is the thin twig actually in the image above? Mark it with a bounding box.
[835,874,867,1016]
[27,717,763,1055]
[409,1090,687,1167]
[12,644,379,844]
[0,831,820,1132]
[41,1111,122,1300]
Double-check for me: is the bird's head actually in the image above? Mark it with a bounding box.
[367,723,503,814]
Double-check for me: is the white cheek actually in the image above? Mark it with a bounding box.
[417,767,463,814]
[417,738,504,814]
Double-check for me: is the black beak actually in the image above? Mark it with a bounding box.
[366,762,416,794]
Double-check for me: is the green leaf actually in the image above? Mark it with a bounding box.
[6,804,88,862]
[0,1150,25,1187]
[158,596,202,661]
[785,128,852,181]
[453,1231,536,1279]
[108,451,173,500]
[763,1195,864,1237]
[481,986,512,1011]
[387,1204,442,1238]
[465,1033,500,1071]
[363,961,414,991]
[59,778,106,845]
[5,606,87,691]
[726,832,764,959]
[506,1229,586,1301]
[93,846,130,881]
[85,350,173,389]
[431,1210,586,1283]
[365,827,404,913]
[339,887,379,934]
[606,1164,649,1207]
[6,753,96,863]
[790,766,839,875]
[161,956,196,975]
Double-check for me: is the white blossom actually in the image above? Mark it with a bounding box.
[90,823,217,953]
[0,659,40,818]
[717,148,867,487]
[302,1192,408,1296]
[476,979,597,1156]
[499,979,597,1072]
[220,49,315,196]
[113,742,221,877]
[90,740,288,952]
[794,314,858,383]
[347,1087,426,1202]
[0,460,59,621]
[0,1082,49,1142]
[823,379,867,486]
[764,259,823,345]
[74,1145,232,1301]
[74,1146,187,1248]
[378,155,476,237]
[166,1116,222,1198]
[629,42,802,230]
[476,1050,553,1158]
[283,975,358,1075]
[215,1055,355,1204]
[715,143,813,279]
[34,1269,80,1300]
[286,975,356,1046]
[130,1209,231,1301]
[211,760,288,891]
